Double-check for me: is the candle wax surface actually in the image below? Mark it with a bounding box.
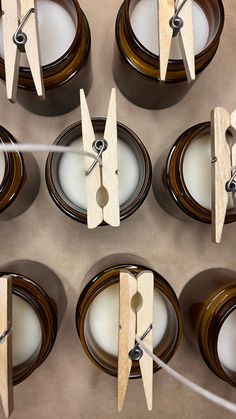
[0,151,5,185]
[217,309,236,372]
[0,0,76,66]
[58,138,140,210]
[12,294,42,367]
[88,283,169,357]
[130,0,210,58]
[183,134,234,211]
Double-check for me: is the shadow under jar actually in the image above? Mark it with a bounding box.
[45,118,152,225]
[0,125,40,221]
[180,269,236,386]
[153,122,236,226]
[0,259,66,385]
[0,0,92,116]
[113,0,224,109]
[76,261,182,378]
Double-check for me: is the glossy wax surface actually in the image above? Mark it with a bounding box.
[58,138,140,210]
[88,283,168,357]
[130,0,209,58]
[0,151,5,185]
[12,294,42,367]
[0,0,76,66]
[183,134,234,210]
[217,309,236,372]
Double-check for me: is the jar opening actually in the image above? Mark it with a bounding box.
[76,264,182,378]
[0,0,79,69]
[127,0,222,61]
[46,119,152,224]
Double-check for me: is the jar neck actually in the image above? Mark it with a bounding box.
[166,122,236,224]
[118,0,224,81]
[0,1,90,89]
[1,274,58,385]
[198,285,236,386]
[76,264,182,378]
[0,126,24,214]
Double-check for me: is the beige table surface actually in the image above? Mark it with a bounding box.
[0,0,235,418]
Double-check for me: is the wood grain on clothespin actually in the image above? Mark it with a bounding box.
[137,271,154,411]
[1,0,44,102]
[118,271,136,412]
[158,0,175,81]
[158,0,195,83]
[118,270,154,411]
[211,107,231,244]
[102,88,120,227]
[80,89,103,229]
[0,276,13,418]
[178,0,195,83]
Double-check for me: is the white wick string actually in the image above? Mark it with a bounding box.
[136,336,236,415]
[0,143,102,164]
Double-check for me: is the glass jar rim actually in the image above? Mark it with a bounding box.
[0,1,90,90]
[0,127,24,214]
[165,121,236,224]
[45,118,152,225]
[198,285,236,386]
[76,263,182,378]
[0,271,58,385]
[119,0,225,81]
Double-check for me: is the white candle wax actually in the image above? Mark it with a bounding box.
[58,138,140,210]
[217,310,236,372]
[12,294,42,366]
[130,0,210,59]
[0,0,76,66]
[0,151,5,185]
[183,134,234,210]
[88,283,168,356]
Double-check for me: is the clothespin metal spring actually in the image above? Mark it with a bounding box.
[13,8,36,53]
[169,0,189,37]
[129,324,153,361]
[86,139,108,176]
[225,170,236,193]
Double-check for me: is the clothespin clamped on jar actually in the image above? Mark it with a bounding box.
[158,0,195,83]
[118,270,154,411]
[211,107,236,244]
[0,276,13,417]
[80,88,120,229]
[1,0,45,102]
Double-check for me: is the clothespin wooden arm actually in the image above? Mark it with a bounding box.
[1,0,44,102]
[102,88,120,227]
[158,0,195,83]
[178,0,195,83]
[0,276,13,418]
[158,0,175,82]
[80,89,103,229]
[118,271,136,412]
[137,271,154,411]
[211,107,231,244]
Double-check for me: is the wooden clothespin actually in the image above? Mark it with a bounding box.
[80,88,120,229]
[2,0,45,102]
[158,0,195,83]
[118,270,154,411]
[211,107,236,244]
[0,276,13,418]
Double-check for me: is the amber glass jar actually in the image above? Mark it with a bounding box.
[76,257,182,378]
[45,118,152,225]
[180,269,236,386]
[0,126,40,221]
[113,0,224,109]
[0,0,92,116]
[0,259,66,385]
[153,122,236,224]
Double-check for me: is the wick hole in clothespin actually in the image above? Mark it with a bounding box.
[131,292,143,313]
